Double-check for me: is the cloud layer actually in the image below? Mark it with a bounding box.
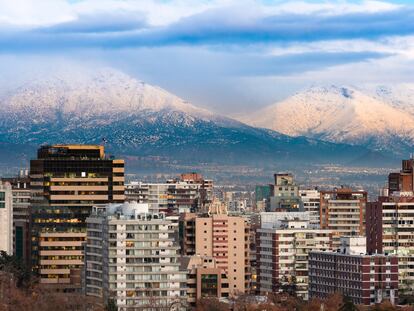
[0,0,413,113]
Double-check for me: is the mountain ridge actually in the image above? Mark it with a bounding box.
[0,69,393,170]
[239,84,414,156]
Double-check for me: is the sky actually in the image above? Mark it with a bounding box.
[0,0,413,114]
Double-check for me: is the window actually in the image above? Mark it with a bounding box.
[201,274,218,297]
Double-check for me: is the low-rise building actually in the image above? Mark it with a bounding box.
[309,236,398,305]
[183,255,229,306]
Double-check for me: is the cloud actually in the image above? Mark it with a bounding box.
[0,0,413,114]
[0,1,413,51]
[39,11,147,33]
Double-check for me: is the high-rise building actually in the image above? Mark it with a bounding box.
[299,189,320,227]
[125,173,212,215]
[30,144,124,290]
[182,255,229,307]
[256,212,332,300]
[0,182,13,255]
[387,158,414,195]
[173,173,213,211]
[367,194,414,296]
[269,173,302,212]
[320,188,367,249]
[309,236,398,305]
[181,202,250,295]
[255,185,273,212]
[2,171,31,265]
[85,202,187,310]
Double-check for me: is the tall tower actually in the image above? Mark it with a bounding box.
[30,144,124,291]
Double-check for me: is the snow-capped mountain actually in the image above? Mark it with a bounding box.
[240,85,414,156]
[0,68,374,167]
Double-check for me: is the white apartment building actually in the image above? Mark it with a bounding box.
[85,202,187,311]
[0,182,13,255]
[257,212,332,300]
[299,189,320,227]
[125,181,203,214]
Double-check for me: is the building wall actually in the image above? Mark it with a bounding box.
[320,189,367,249]
[0,183,13,255]
[195,215,249,295]
[257,227,332,300]
[30,145,125,290]
[309,251,398,305]
[85,204,187,310]
[367,199,414,295]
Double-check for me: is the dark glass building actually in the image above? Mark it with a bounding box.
[30,145,124,291]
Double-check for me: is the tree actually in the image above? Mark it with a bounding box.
[106,298,117,311]
[196,298,228,311]
[339,296,358,311]
[0,251,31,288]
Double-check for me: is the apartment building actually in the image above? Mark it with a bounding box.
[125,173,212,215]
[181,202,250,295]
[182,255,229,306]
[85,202,187,310]
[367,194,414,296]
[299,189,320,227]
[256,212,332,300]
[0,182,13,255]
[388,158,414,195]
[309,236,398,305]
[320,188,367,249]
[2,171,31,265]
[269,173,302,212]
[30,144,125,290]
[125,182,170,213]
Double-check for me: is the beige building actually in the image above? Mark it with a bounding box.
[181,202,250,295]
[0,182,13,255]
[183,255,229,306]
[30,145,125,290]
[195,204,250,295]
[320,188,367,249]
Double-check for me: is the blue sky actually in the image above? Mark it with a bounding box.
[0,0,413,113]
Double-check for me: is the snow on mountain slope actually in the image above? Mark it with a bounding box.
[0,67,214,126]
[365,84,414,116]
[240,85,414,155]
[0,68,376,166]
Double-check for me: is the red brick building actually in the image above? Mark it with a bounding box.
[309,237,398,305]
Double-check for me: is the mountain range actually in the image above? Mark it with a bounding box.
[0,68,403,172]
[240,85,414,157]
